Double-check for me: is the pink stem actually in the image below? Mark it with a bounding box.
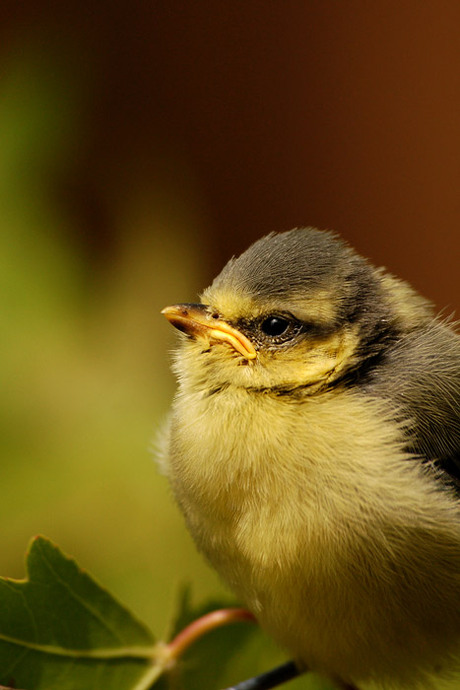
[167,608,256,659]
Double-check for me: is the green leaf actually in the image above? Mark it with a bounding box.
[0,537,159,690]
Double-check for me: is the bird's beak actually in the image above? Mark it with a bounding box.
[161,303,257,360]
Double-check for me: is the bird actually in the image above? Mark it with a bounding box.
[161,227,460,690]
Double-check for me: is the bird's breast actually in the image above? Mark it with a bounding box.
[166,384,460,685]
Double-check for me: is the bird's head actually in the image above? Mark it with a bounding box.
[163,228,432,396]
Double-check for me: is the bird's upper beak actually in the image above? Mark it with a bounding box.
[161,303,257,360]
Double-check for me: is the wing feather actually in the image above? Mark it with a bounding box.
[365,319,460,488]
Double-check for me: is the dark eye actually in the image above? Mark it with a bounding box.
[261,316,290,337]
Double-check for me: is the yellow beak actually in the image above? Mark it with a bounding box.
[161,303,257,361]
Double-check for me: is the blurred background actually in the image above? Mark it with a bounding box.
[1,1,459,686]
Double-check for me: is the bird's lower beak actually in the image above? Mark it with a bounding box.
[161,303,257,360]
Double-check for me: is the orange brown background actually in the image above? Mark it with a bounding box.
[1,2,458,305]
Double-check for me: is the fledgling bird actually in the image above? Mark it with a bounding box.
[161,228,460,689]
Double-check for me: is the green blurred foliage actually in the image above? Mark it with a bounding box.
[0,37,224,641]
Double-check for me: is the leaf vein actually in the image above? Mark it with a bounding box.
[0,630,155,660]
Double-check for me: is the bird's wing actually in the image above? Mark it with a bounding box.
[364,319,460,488]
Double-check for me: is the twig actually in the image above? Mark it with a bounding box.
[223,661,301,690]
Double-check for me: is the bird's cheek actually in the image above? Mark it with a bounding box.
[300,330,359,383]
[302,350,341,383]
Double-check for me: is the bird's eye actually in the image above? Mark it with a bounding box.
[261,316,290,337]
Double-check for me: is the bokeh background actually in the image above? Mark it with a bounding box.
[1,2,459,686]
